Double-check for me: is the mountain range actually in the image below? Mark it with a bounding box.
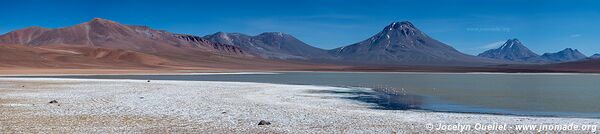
[203,32,332,60]
[0,18,245,55]
[478,39,588,63]
[540,48,588,62]
[0,18,332,70]
[0,18,598,72]
[329,21,502,66]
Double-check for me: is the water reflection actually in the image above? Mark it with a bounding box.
[7,72,600,118]
[308,87,424,110]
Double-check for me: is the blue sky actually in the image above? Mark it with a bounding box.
[1,0,599,55]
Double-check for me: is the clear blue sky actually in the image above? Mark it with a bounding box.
[1,0,599,55]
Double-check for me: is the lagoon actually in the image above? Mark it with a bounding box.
[13,72,600,118]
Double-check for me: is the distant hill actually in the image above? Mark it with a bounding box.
[478,39,588,64]
[540,48,587,63]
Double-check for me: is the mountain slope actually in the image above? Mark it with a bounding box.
[0,18,246,55]
[329,21,500,66]
[540,48,587,62]
[588,54,600,59]
[204,32,332,60]
[478,39,540,62]
[0,44,171,68]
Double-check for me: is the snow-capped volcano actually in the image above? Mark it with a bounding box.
[329,21,500,66]
[478,39,540,62]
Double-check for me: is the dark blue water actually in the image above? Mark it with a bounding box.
[9,72,600,118]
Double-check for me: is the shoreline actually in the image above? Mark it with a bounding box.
[0,72,281,77]
[1,78,599,133]
[3,70,600,77]
[2,67,600,76]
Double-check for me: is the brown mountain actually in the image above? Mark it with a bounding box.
[0,18,339,70]
[0,18,245,55]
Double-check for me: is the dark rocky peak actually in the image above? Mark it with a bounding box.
[499,39,522,49]
[257,32,289,38]
[477,38,540,62]
[562,48,579,53]
[382,21,421,36]
[173,34,209,43]
[173,33,245,54]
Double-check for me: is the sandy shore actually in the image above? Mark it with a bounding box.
[1,78,599,133]
[0,68,240,75]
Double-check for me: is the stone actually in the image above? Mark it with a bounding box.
[258,120,271,125]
